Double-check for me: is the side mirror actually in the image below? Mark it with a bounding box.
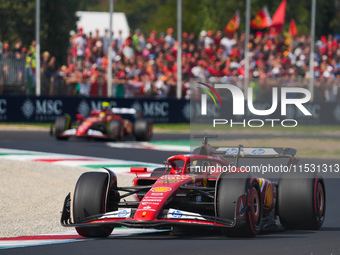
[130,167,147,173]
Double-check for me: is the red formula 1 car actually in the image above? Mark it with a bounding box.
[61,136,326,237]
[53,106,152,142]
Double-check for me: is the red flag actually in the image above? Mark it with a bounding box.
[289,18,298,36]
[250,7,272,30]
[225,11,240,35]
[270,0,286,35]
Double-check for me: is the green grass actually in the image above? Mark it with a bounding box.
[0,122,51,128]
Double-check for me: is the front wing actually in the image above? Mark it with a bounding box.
[61,194,244,230]
[59,128,110,139]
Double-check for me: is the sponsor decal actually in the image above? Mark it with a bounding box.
[142,198,162,202]
[150,193,163,196]
[160,176,192,180]
[183,154,194,157]
[171,210,183,218]
[141,202,160,206]
[21,99,63,121]
[252,148,265,155]
[141,206,156,211]
[0,99,7,121]
[226,148,238,154]
[158,179,181,184]
[152,187,172,192]
[87,129,103,136]
[118,209,128,218]
[203,178,207,187]
[132,101,169,121]
[157,176,195,184]
[167,208,205,221]
[77,100,90,116]
[0,99,7,114]
[182,102,191,121]
[98,208,131,219]
[21,99,34,119]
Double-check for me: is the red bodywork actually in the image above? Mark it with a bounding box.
[61,147,282,231]
[61,141,325,237]
[60,110,132,139]
[68,153,277,229]
[130,154,276,222]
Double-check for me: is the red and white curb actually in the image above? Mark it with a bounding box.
[0,228,168,249]
[0,148,162,175]
[0,148,167,249]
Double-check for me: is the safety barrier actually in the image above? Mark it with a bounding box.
[0,95,340,124]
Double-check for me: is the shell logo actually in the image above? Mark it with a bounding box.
[152,187,172,192]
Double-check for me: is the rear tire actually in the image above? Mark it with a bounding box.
[73,172,114,237]
[133,119,152,141]
[277,172,326,230]
[217,173,262,237]
[107,119,124,141]
[55,115,71,140]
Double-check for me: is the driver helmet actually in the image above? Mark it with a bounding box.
[99,112,106,119]
[102,101,110,110]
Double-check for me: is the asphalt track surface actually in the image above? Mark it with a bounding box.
[1,130,340,255]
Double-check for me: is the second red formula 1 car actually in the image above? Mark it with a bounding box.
[53,102,152,141]
[61,136,326,237]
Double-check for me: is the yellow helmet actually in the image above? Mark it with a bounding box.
[102,102,109,108]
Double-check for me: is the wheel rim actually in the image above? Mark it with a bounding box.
[316,182,324,218]
[251,187,260,224]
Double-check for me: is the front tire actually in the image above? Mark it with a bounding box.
[217,173,262,237]
[73,172,114,237]
[277,172,326,230]
[55,115,71,140]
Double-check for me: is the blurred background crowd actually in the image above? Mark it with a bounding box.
[2,0,340,102]
[1,28,340,101]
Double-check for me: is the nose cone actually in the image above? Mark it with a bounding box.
[133,176,195,221]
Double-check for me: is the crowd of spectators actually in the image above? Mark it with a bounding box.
[2,27,340,101]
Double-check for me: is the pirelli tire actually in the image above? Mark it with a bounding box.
[55,115,71,140]
[133,119,153,141]
[107,119,124,141]
[217,172,263,237]
[73,172,114,237]
[277,172,326,230]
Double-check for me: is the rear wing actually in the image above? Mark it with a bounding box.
[215,145,298,168]
[111,107,137,115]
[215,146,296,158]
